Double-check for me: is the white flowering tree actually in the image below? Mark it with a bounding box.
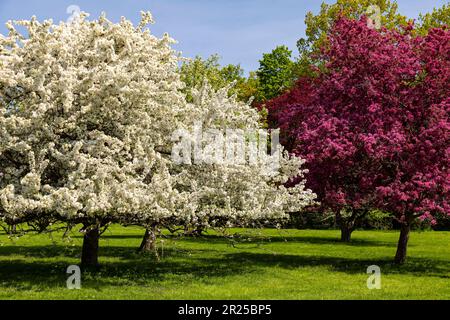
[0,12,316,267]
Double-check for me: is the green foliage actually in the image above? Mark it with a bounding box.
[179,54,257,103]
[288,211,335,229]
[431,212,450,231]
[361,210,393,230]
[294,38,319,78]
[237,71,260,104]
[416,3,450,35]
[256,45,296,101]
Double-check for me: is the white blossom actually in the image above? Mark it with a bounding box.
[0,12,316,230]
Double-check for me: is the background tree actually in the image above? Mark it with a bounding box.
[179,54,257,103]
[237,71,260,105]
[416,3,450,35]
[256,45,296,102]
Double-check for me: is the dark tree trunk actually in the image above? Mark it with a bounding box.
[81,226,100,268]
[394,222,410,265]
[138,228,157,253]
[8,224,16,234]
[340,225,353,242]
[336,210,354,242]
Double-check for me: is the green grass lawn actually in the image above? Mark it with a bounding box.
[0,226,449,299]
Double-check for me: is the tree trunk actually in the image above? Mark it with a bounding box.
[394,222,410,265]
[340,225,353,242]
[81,226,100,268]
[8,224,16,234]
[336,210,354,242]
[138,228,157,253]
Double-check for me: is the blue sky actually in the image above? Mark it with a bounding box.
[0,0,448,73]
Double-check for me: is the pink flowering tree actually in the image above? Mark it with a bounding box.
[266,17,449,263]
[376,26,449,264]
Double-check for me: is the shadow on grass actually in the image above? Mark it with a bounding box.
[0,244,204,260]
[0,232,397,261]
[174,234,398,247]
[215,252,450,278]
[0,251,250,290]
[0,241,449,291]
[1,229,399,247]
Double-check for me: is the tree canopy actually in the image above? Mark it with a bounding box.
[266,17,449,263]
[256,46,296,102]
[0,12,316,266]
